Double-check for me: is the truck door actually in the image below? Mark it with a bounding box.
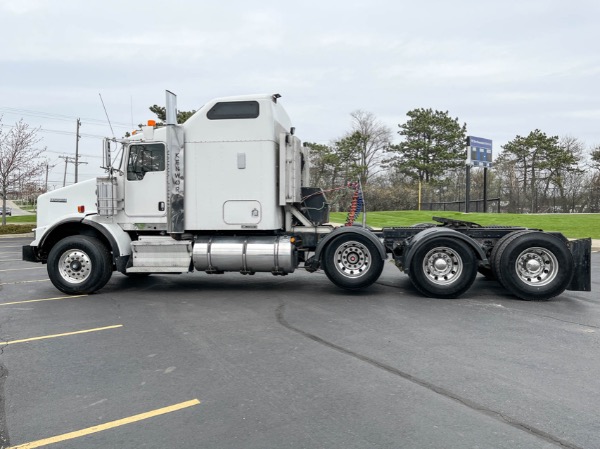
[124,143,167,218]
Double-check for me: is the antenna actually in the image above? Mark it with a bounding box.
[99,93,115,138]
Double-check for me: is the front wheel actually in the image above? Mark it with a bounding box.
[322,234,384,290]
[408,238,478,298]
[47,236,113,294]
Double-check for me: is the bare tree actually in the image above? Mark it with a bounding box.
[552,136,584,212]
[336,110,392,186]
[591,144,600,171]
[0,118,45,225]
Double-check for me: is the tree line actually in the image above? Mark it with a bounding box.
[308,109,600,214]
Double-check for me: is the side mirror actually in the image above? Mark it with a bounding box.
[103,138,112,169]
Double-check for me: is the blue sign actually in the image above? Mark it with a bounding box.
[467,136,493,168]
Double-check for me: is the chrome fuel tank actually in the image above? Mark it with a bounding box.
[193,236,297,274]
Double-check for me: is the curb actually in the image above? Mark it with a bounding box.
[0,233,34,239]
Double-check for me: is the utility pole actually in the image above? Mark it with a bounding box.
[43,161,57,192]
[60,155,87,187]
[75,118,81,183]
[61,156,70,187]
[45,162,50,191]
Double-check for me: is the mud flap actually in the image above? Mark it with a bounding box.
[567,238,591,291]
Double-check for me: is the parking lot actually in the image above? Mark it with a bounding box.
[1,235,599,449]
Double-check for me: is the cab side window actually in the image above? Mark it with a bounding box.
[127,144,165,180]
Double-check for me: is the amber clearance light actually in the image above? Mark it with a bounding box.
[77,205,85,213]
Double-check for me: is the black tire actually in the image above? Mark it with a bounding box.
[47,235,113,294]
[492,231,573,300]
[490,230,534,284]
[408,237,478,299]
[322,234,385,290]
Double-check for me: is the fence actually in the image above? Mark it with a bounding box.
[420,198,501,213]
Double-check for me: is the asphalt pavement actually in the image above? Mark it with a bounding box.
[0,237,598,448]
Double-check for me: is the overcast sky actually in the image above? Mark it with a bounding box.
[1,0,598,188]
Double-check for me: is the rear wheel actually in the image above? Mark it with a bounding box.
[322,234,384,290]
[490,230,534,283]
[47,236,113,294]
[492,231,573,300]
[408,238,477,298]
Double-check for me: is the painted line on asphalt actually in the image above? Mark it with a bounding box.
[0,324,123,345]
[0,252,21,255]
[0,294,88,307]
[0,246,25,248]
[0,259,21,262]
[0,266,45,273]
[6,399,201,449]
[0,279,50,286]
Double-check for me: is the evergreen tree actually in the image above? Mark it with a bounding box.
[148,105,196,125]
[388,108,467,183]
[497,130,580,212]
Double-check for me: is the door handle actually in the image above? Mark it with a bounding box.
[158,201,165,211]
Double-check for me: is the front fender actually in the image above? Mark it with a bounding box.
[83,216,132,258]
[34,215,132,264]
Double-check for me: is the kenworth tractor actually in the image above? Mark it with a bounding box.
[23,91,591,300]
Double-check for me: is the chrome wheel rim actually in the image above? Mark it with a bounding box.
[58,248,92,284]
[422,246,463,285]
[515,247,558,286]
[334,240,371,278]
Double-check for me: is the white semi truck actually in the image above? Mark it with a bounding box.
[23,91,591,300]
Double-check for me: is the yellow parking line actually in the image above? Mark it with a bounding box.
[0,325,122,345]
[0,267,44,272]
[0,279,50,286]
[0,295,87,306]
[7,399,201,449]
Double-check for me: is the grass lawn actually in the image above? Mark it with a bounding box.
[1,212,598,239]
[4,215,37,223]
[0,215,37,234]
[330,211,600,239]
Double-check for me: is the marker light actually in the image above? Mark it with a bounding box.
[148,120,156,127]
[77,205,85,213]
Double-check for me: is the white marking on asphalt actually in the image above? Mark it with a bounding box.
[0,267,45,272]
[0,279,50,286]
